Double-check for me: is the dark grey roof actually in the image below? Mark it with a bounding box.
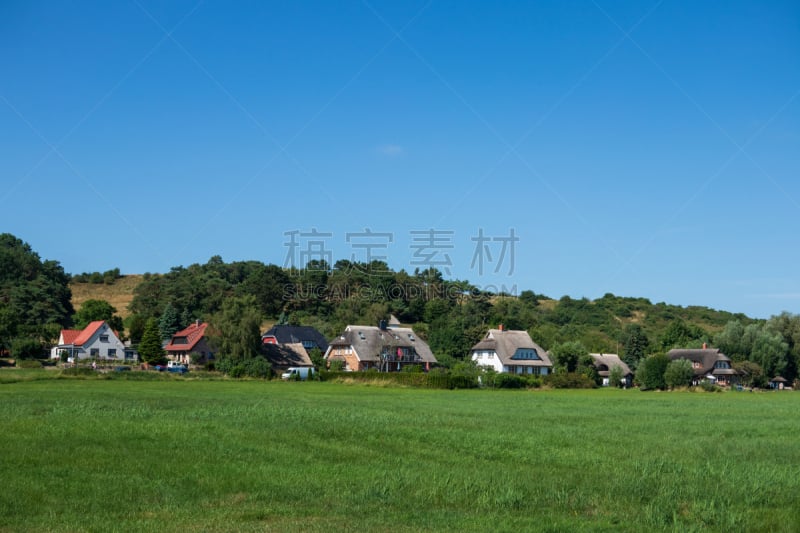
[470,329,552,368]
[588,353,632,377]
[261,342,313,370]
[261,325,328,352]
[327,325,437,364]
[667,348,735,377]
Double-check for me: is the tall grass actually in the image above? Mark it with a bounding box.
[0,380,798,532]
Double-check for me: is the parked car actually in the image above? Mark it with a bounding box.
[167,361,189,374]
[281,367,314,381]
[153,364,166,371]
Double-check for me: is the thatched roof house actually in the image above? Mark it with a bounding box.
[470,327,552,375]
[324,323,436,372]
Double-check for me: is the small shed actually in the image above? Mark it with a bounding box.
[769,376,788,390]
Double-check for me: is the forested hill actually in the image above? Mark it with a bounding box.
[4,230,795,383]
[78,256,757,362]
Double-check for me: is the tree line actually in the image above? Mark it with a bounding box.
[2,233,798,385]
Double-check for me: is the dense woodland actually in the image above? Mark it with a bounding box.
[2,233,798,385]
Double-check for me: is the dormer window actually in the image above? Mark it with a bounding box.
[100,335,109,342]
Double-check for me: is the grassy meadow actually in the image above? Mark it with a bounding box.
[1,374,799,532]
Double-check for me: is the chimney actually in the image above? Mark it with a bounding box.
[379,320,387,331]
[702,342,707,349]
[196,319,200,328]
[498,324,504,332]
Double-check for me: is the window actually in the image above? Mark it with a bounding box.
[107,349,116,357]
[90,348,99,357]
[302,340,315,349]
[100,335,109,342]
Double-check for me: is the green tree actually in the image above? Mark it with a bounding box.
[126,314,147,345]
[713,320,748,361]
[636,353,670,390]
[210,295,263,360]
[750,329,788,380]
[733,360,763,388]
[158,303,180,340]
[664,359,694,389]
[622,324,649,370]
[608,365,624,388]
[10,337,43,359]
[0,234,74,349]
[766,312,800,383]
[308,347,325,369]
[138,318,166,365]
[73,299,124,335]
[550,341,589,373]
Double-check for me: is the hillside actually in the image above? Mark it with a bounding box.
[70,275,143,319]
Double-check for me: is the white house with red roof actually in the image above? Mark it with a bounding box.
[164,321,214,364]
[50,320,135,361]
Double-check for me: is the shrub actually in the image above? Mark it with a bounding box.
[544,372,596,389]
[495,374,527,389]
[699,381,722,393]
[328,359,345,372]
[664,359,694,389]
[15,359,42,369]
[215,356,271,379]
[637,353,670,390]
[318,371,478,389]
[10,338,44,360]
[60,367,96,377]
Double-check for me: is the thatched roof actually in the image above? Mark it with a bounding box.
[470,329,552,368]
[588,353,632,377]
[667,348,735,377]
[261,342,312,370]
[327,325,437,364]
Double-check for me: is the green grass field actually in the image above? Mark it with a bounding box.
[1,373,799,532]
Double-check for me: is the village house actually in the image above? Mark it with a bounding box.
[667,345,738,386]
[261,342,314,373]
[164,321,213,365]
[50,320,135,361]
[470,326,552,375]
[324,321,436,371]
[261,324,328,353]
[588,353,633,387]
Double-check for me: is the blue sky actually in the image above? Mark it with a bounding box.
[1,1,798,319]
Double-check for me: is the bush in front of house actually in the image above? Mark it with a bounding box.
[215,356,272,379]
[544,372,597,389]
[11,338,44,360]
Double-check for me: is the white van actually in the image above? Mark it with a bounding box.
[281,367,314,380]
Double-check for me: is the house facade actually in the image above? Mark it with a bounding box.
[164,321,213,364]
[324,323,437,371]
[667,347,738,386]
[50,320,135,361]
[470,327,552,375]
[588,353,633,387]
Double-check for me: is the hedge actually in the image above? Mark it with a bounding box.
[319,371,478,389]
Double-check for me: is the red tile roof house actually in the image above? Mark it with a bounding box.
[50,320,136,361]
[164,321,214,365]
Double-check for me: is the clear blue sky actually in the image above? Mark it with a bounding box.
[1,1,798,319]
